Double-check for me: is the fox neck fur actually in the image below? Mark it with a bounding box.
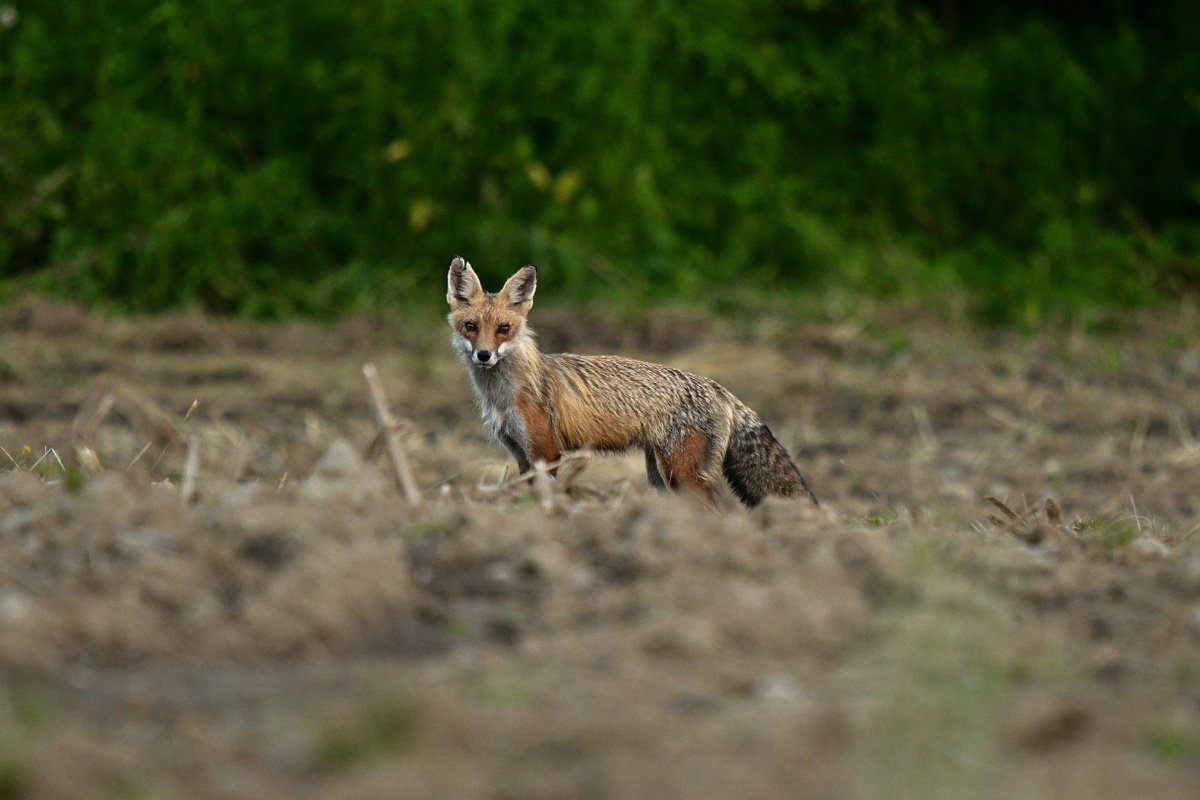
[462,331,548,469]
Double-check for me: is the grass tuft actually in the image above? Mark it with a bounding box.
[1073,514,1141,556]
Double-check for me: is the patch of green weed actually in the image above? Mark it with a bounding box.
[1143,720,1200,765]
[1073,514,1140,556]
[315,691,421,772]
[63,462,85,493]
[402,519,451,541]
[860,511,902,527]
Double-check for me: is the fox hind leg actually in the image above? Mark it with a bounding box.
[644,447,666,490]
[654,431,721,507]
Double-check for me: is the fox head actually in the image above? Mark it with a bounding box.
[446,257,537,369]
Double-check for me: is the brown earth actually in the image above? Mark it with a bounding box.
[1,295,1199,799]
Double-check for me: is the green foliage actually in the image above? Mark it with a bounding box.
[1,0,1197,321]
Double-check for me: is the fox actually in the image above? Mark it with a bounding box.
[446,257,818,508]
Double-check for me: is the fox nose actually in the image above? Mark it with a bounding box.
[475,349,492,364]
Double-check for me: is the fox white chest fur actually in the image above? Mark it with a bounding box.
[459,349,532,463]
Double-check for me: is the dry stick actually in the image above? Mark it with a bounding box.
[29,447,63,472]
[126,440,153,471]
[69,377,113,440]
[1044,497,1063,527]
[75,391,116,443]
[364,419,412,463]
[73,444,103,474]
[478,451,591,493]
[532,460,555,512]
[0,446,20,469]
[362,362,422,506]
[986,496,1020,522]
[148,399,198,474]
[67,381,116,475]
[180,435,200,505]
[554,448,593,491]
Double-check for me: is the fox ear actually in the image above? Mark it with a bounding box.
[500,265,537,311]
[447,257,484,309]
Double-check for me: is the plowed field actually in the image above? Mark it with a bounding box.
[2,296,1199,799]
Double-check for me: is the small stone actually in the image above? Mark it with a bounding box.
[0,591,31,624]
[0,470,47,510]
[756,673,804,704]
[301,437,386,508]
[1127,535,1170,561]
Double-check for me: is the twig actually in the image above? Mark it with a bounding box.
[126,389,185,450]
[1044,497,1063,526]
[180,435,200,505]
[477,451,591,493]
[554,449,593,490]
[532,460,555,512]
[0,446,19,468]
[362,362,422,506]
[29,447,65,472]
[69,377,113,441]
[148,398,196,473]
[364,420,413,462]
[912,404,937,458]
[986,496,1020,522]
[126,441,153,471]
[1171,410,1198,449]
[74,444,103,474]
[72,391,116,444]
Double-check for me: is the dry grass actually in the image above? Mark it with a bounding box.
[1,295,1199,798]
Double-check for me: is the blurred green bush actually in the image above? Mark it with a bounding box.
[1,0,1197,321]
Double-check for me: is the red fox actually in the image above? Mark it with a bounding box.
[447,257,818,507]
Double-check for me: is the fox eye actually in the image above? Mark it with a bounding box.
[497,323,511,334]
[463,321,478,332]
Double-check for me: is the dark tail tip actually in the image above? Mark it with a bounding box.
[724,423,818,508]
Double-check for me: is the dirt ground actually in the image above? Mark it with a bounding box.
[1,294,1199,799]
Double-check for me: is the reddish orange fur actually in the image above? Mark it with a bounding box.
[516,390,561,466]
[659,431,718,506]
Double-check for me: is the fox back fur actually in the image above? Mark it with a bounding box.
[447,257,818,507]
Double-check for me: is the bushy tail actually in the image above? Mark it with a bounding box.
[722,411,819,508]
